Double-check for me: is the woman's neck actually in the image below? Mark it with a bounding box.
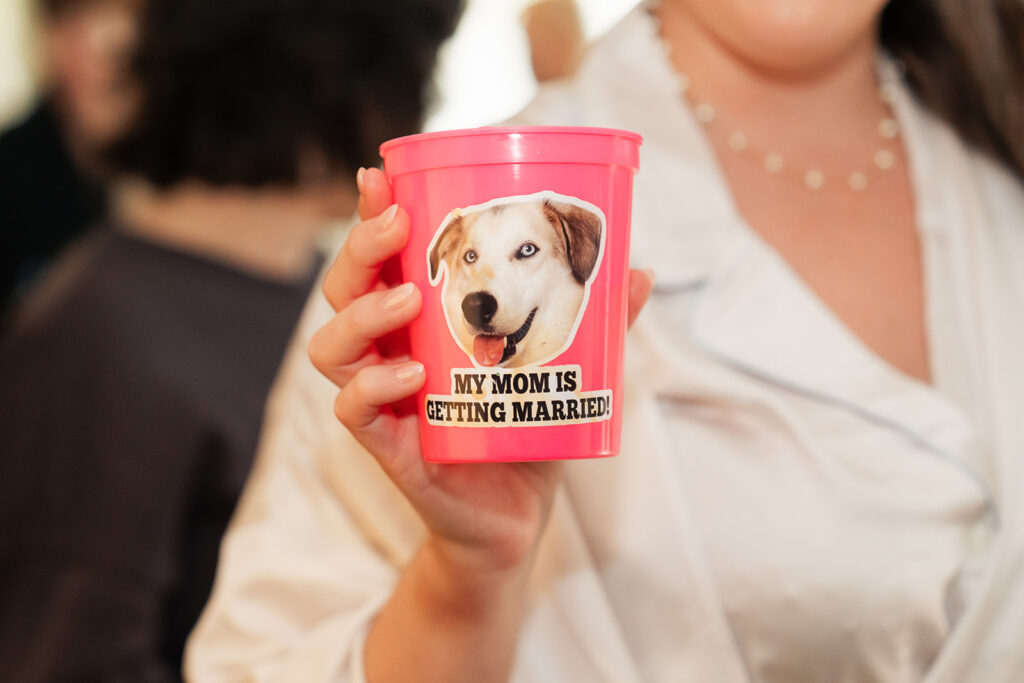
[115,180,354,281]
[655,2,886,166]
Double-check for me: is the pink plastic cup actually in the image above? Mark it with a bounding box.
[380,126,641,463]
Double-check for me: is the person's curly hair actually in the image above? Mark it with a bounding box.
[107,0,462,188]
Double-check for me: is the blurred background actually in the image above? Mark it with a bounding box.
[0,0,640,133]
[0,0,641,320]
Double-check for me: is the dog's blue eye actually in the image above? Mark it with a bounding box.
[516,243,539,259]
[464,250,478,264]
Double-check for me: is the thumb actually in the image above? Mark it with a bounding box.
[626,268,655,328]
[357,167,395,221]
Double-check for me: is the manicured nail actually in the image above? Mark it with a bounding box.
[383,282,415,310]
[356,167,366,193]
[643,268,657,287]
[377,203,399,233]
[394,361,424,382]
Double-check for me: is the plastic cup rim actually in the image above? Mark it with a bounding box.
[380,125,643,156]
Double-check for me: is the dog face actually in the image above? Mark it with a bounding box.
[428,197,603,368]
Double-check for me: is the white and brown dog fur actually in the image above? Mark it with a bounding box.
[428,193,604,368]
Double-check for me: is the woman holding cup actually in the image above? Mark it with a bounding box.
[188,0,1024,681]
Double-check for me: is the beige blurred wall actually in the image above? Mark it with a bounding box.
[426,0,638,131]
[0,0,38,129]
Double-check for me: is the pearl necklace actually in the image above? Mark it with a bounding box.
[657,32,905,192]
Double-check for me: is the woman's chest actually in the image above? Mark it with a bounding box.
[718,148,931,384]
[561,365,991,683]
[558,236,996,680]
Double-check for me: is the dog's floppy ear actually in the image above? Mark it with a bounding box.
[428,214,464,284]
[543,200,603,284]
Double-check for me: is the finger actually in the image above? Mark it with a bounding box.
[317,351,417,398]
[322,203,409,311]
[334,361,426,435]
[309,283,422,386]
[357,167,394,221]
[627,268,655,328]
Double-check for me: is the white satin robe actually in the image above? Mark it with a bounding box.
[185,8,1024,682]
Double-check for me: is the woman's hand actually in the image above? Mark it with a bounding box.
[310,167,653,682]
[309,167,654,574]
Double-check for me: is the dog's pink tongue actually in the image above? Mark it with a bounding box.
[473,335,505,366]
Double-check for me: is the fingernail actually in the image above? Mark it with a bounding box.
[377,203,399,233]
[383,282,415,310]
[642,268,657,287]
[356,167,366,193]
[394,361,424,382]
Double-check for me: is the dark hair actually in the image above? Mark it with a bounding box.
[881,0,1024,179]
[107,0,462,188]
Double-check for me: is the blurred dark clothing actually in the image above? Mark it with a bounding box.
[0,99,108,326]
[0,227,319,682]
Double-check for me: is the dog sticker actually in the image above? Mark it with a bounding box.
[427,191,605,369]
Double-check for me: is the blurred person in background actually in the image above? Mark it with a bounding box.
[0,0,461,680]
[522,0,584,83]
[189,0,1024,681]
[0,0,138,327]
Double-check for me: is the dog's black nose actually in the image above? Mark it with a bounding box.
[462,291,498,328]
